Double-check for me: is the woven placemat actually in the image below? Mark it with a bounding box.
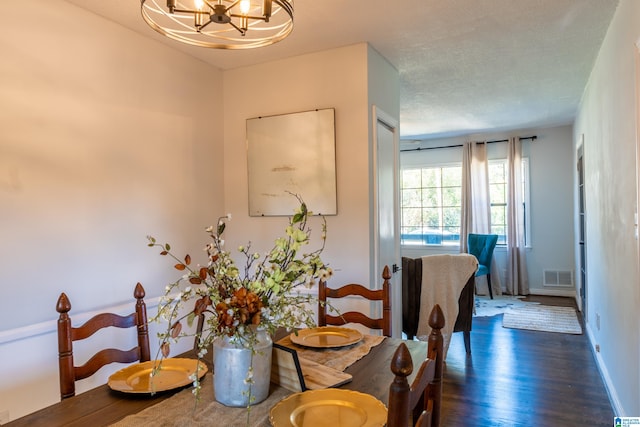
[276,333,385,371]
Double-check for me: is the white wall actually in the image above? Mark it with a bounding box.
[573,0,640,416]
[221,43,375,288]
[219,43,400,334]
[367,45,402,334]
[0,13,402,418]
[400,125,576,296]
[527,126,576,295]
[0,1,224,421]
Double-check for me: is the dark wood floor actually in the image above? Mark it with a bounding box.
[442,296,614,426]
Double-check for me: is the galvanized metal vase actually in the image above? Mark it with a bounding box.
[212,328,273,407]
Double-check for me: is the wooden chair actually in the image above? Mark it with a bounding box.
[56,282,151,399]
[387,304,444,427]
[318,265,392,337]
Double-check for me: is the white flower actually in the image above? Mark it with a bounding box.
[226,213,232,220]
[205,225,214,233]
[243,367,254,384]
[320,268,333,280]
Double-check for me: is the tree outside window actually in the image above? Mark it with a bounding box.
[400,159,529,247]
[401,166,461,245]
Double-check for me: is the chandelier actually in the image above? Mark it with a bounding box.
[141,0,294,49]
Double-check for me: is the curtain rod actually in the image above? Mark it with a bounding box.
[400,135,537,152]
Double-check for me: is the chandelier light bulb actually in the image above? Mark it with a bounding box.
[240,0,251,15]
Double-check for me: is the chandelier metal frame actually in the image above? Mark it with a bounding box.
[141,0,294,49]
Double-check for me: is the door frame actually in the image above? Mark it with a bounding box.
[371,105,401,337]
[577,141,586,315]
[634,40,640,395]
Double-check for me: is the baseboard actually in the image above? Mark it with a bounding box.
[585,322,625,416]
[528,288,576,298]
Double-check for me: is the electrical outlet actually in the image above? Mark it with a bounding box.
[0,410,9,424]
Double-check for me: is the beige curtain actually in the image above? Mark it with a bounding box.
[461,141,491,251]
[506,137,529,295]
[460,143,472,253]
[460,142,501,296]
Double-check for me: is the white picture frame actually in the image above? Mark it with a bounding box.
[246,108,337,216]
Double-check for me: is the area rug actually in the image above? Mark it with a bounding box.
[474,295,539,317]
[502,305,583,334]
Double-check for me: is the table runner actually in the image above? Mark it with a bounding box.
[110,334,384,426]
[110,377,289,427]
[275,333,385,371]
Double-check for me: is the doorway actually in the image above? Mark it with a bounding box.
[372,106,401,337]
[577,143,586,316]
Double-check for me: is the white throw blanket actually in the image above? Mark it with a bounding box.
[416,254,478,359]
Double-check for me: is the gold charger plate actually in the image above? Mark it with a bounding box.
[108,358,208,393]
[270,389,387,427]
[290,327,363,348]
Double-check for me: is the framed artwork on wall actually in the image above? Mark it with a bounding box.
[246,108,337,216]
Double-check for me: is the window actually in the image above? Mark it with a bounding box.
[488,158,531,246]
[401,166,462,246]
[400,159,530,246]
[488,161,507,245]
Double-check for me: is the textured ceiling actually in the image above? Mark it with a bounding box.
[64,0,619,140]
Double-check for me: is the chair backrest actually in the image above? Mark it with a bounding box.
[318,265,392,337]
[387,304,444,427]
[56,282,151,399]
[467,233,499,267]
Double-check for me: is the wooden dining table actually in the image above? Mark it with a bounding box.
[7,335,427,427]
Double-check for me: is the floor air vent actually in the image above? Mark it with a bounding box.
[543,270,573,287]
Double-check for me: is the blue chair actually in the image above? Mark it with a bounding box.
[467,233,499,299]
